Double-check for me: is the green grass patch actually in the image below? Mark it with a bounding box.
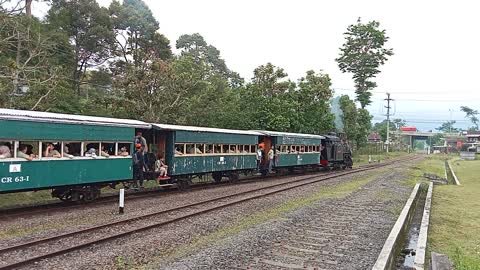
[429,159,480,269]
[0,190,54,208]
[144,172,378,268]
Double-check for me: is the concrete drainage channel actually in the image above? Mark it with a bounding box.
[445,160,461,185]
[372,181,433,270]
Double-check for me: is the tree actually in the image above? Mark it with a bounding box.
[460,106,479,130]
[0,3,69,110]
[372,118,406,142]
[293,70,335,134]
[336,18,394,108]
[48,0,115,93]
[356,108,372,146]
[436,120,458,133]
[176,33,243,87]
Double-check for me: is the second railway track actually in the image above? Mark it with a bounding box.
[0,156,417,270]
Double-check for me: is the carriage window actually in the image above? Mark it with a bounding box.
[222,144,229,153]
[42,142,62,158]
[185,144,194,154]
[242,145,249,153]
[16,141,38,159]
[175,144,185,155]
[63,142,81,157]
[194,144,204,154]
[252,145,257,153]
[83,142,100,157]
[0,141,13,159]
[227,145,236,153]
[206,144,214,154]
[117,143,132,156]
[99,142,114,157]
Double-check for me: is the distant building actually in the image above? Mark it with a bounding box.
[368,132,382,142]
[400,126,417,132]
[466,131,480,143]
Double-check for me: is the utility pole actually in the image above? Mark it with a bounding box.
[385,93,393,153]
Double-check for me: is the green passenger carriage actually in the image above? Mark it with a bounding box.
[256,131,324,168]
[0,109,150,201]
[147,124,262,184]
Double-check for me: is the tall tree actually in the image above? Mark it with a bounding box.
[336,18,394,108]
[48,0,115,93]
[460,106,479,130]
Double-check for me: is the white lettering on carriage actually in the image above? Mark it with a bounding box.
[0,176,30,184]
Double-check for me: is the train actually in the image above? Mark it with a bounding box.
[0,109,353,202]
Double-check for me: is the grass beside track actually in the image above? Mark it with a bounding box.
[429,158,480,270]
[142,170,382,269]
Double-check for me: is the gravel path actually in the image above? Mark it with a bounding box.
[160,165,412,270]
[1,160,416,269]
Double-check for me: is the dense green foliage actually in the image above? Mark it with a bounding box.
[0,0,385,146]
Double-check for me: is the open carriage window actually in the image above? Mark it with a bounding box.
[42,142,62,158]
[0,141,13,159]
[175,144,185,155]
[117,143,132,156]
[206,144,214,154]
[222,144,229,153]
[63,142,81,157]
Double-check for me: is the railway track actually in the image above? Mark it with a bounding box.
[0,156,416,270]
[0,156,413,220]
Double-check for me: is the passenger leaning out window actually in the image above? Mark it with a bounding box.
[17,144,36,161]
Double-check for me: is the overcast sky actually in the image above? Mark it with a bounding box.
[35,0,480,130]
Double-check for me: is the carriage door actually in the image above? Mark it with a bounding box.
[258,136,272,158]
[157,132,167,159]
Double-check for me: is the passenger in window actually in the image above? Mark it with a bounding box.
[0,142,12,159]
[118,146,130,156]
[100,145,110,157]
[300,146,305,153]
[45,143,61,158]
[63,144,74,158]
[195,146,203,154]
[155,155,169,179]
[85,148,97,157]
[17,144,35,161]
[175,147,183,155]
